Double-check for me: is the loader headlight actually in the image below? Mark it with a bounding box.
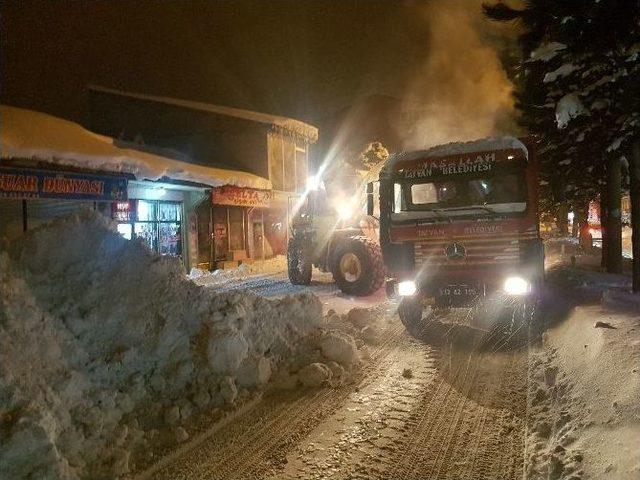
[503,276,530,296]
[398,280,417,296]
[337,204,354,221]
[306,175,321,191]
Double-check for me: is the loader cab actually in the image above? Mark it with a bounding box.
[287,175,386,296]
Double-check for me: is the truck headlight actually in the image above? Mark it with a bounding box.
[398,280,417,296]
[503,276,530,295]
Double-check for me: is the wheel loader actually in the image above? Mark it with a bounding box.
[287,178,385,296]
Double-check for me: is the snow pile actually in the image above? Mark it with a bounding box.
[0,211,322,479]
[189,255,287,285]
[0,105,271,190]
[390,136,529,164]
[271,306,388,390]
[524,264,640,479]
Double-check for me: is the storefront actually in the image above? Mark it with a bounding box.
[112,199,183,255]
[195,185,294,269]
[1,104,273,273]
[0,165,209,271]
[0,165,128,239]
[110,180,208,269]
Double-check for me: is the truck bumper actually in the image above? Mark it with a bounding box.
[388,271,540,307]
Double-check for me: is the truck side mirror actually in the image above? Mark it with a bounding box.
[366,182,374,216]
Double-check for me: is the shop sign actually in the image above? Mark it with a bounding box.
[212,185,272,208]
[112,200,135,222]
[214,223,227,238]
[0,167,128,201]
[396,149,521,180]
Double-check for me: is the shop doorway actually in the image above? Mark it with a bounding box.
[251,218,265,260]
[114,199,183,257]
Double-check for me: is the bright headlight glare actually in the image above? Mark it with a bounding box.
[337,204,353,220]
[307,175,321,191]
[398,280,417,296]
[503,276,529,295]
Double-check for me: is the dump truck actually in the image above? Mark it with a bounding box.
[367,137,543,335]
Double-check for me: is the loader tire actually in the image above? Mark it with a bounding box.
[287,236,312,285]
[330,236,385,296]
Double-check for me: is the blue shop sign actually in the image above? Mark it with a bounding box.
[0,167,128,201]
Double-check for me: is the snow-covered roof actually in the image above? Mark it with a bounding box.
[0,105,271,190]
[89,85,319,142]
[390,136,529,163]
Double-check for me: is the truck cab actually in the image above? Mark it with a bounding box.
[374,137,543,331]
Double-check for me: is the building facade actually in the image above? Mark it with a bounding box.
[87,86,318,269]
[0,105,270,272]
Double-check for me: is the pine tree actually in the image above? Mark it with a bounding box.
[484,0,640,288]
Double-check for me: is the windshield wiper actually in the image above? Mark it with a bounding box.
[437,205,498,214]
[428,208,454,224]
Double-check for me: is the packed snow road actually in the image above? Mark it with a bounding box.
[137,270,528,480]
[200,269,386,315]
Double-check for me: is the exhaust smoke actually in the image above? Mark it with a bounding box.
[399,0,519,150]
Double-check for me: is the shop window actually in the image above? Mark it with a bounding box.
[113,199,182,257]
[268,133,306,193]
[137,200,155,221]
[158,202,181,221]
[134,222,158,251]
[117,223,133,240]
[268,133,284,191]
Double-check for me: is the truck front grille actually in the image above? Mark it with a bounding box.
[414,237,521,266]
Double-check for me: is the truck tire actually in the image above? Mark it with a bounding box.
[330,236,385,296]
[398,297,424,336]
[287,236,312,285]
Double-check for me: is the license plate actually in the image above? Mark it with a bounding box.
[436,284,480,307]
[438,285,479,297]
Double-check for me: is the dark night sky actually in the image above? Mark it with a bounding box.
[1,0,433,125]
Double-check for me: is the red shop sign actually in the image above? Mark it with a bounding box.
[112,200,135,222]
[212,185,272,208]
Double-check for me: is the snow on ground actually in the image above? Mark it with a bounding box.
[525,247,640,479]
[0,211,370,479]
[191,257,387,316]
[189,256,287,286]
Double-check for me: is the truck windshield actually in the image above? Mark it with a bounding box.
[394,172,527,216]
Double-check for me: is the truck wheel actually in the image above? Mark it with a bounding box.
[398,297,424,336]
[330,236,384,296]
[287,236,312,285]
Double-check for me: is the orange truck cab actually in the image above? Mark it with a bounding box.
[371,137,543,330]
